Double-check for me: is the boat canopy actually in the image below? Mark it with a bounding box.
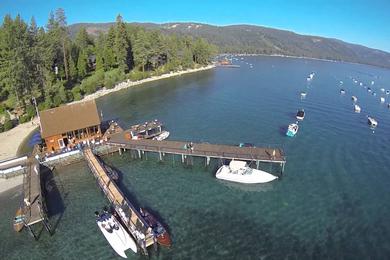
[229,160,247,171]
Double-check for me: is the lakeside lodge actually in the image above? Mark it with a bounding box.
[39,100,102,153]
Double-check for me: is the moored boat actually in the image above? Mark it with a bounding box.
[351,96,357,102]
[300,92,307,98]
[340,89,346,94]
[367,116,378,127]
[380,97,385,103]
[140,208,172,248]
[215,160,278,184]
[286,123,299,137]
[152,130,170,141]
[13,207,25,232]
[96,210,137,258]
[354,104,361,113]
[296,109,305,120]
[124,120,166,140]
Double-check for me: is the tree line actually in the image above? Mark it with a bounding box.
[0,9,217,131]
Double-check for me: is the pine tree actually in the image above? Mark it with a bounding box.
[77,50,88,78]
[114,15,129,72]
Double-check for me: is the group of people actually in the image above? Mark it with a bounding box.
[184,142,194,152]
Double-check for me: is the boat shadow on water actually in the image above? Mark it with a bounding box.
[40,165,66,235]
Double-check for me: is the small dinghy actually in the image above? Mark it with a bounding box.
[286,123,299,137]
[300,92,307,98]
[387,90,390,95]
[351,96,358,102]
[354,104,361,113]
[380,97,385,103]
[367,117,378,127]
[296,109,305,120]
[153,130,170,141]
[140,208,172,248]
[13,207,25,232]
[340,89,346,94]
[367,87,372,93]
[96,209,137,258]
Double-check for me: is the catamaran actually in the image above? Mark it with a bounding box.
[216,160,278,184]
[96,210,137,258]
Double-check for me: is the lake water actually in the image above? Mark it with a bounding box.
[2,56,390,259]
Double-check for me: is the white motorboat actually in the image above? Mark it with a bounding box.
[307,72,315,81]
[286,123,299,137]
[380,97,385,103]
[351,96,357,102]
[96,211,137,258]
[340,89,346,94]
[300,92,307,98]
[380,88,385,92]
[216,160,278,184]
[386,90,390,95]
[296,109,305,120]
[153,130,170,141]
[367,116,378,127]
[354,104,361,113]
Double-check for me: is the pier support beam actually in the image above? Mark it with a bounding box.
[256,160,259,169]
[119,148,122,155]
[206,156,210,166]
[137,150,141,159]
[159,151,162,161]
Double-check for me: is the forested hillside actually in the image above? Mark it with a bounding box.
[0,10,216,131]
[69,22,390,69]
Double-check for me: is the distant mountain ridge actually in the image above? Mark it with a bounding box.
[69,22,390,69]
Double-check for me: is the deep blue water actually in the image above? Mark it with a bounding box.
[1,56,390,259]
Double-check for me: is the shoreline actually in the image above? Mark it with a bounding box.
[70,64,215,104]
[0,65,215,194]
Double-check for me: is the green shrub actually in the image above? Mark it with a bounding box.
[26,105,35,118]
[19,114,30,123]
[71,85,83,101]
[3,118,13,131]
[104,69,125,89]
[0,123,4,133]
[0,103,5,114]
[80,69,104,95]
[127,70,150,81]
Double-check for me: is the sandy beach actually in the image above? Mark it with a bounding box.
[0,118,39,161]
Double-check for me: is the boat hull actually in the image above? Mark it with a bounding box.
[13,208,25,232]
[141,209,172,248]
[97,214,137,258]
[216,165,278,184]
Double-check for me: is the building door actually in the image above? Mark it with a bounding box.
[58,139,65,149]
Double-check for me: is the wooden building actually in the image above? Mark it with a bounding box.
[39,100,102,152]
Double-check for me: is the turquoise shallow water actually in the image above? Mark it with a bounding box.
[1,56,390,259]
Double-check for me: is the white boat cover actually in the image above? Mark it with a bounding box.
[97,215,137,258]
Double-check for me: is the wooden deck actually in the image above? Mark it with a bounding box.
[106,132,286,163]
[23,159,44,226]
[83,148,156,252]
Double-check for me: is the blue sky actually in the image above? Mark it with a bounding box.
[1,0,389,52]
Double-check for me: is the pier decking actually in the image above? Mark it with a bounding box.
[23,159,44,226]
[83,148,156,254]
[106,131,286,169]
[22,157,51,239]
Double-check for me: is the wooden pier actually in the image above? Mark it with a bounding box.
[83,148,156,254]
[22,158,51,239]
[106,131,286,172]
